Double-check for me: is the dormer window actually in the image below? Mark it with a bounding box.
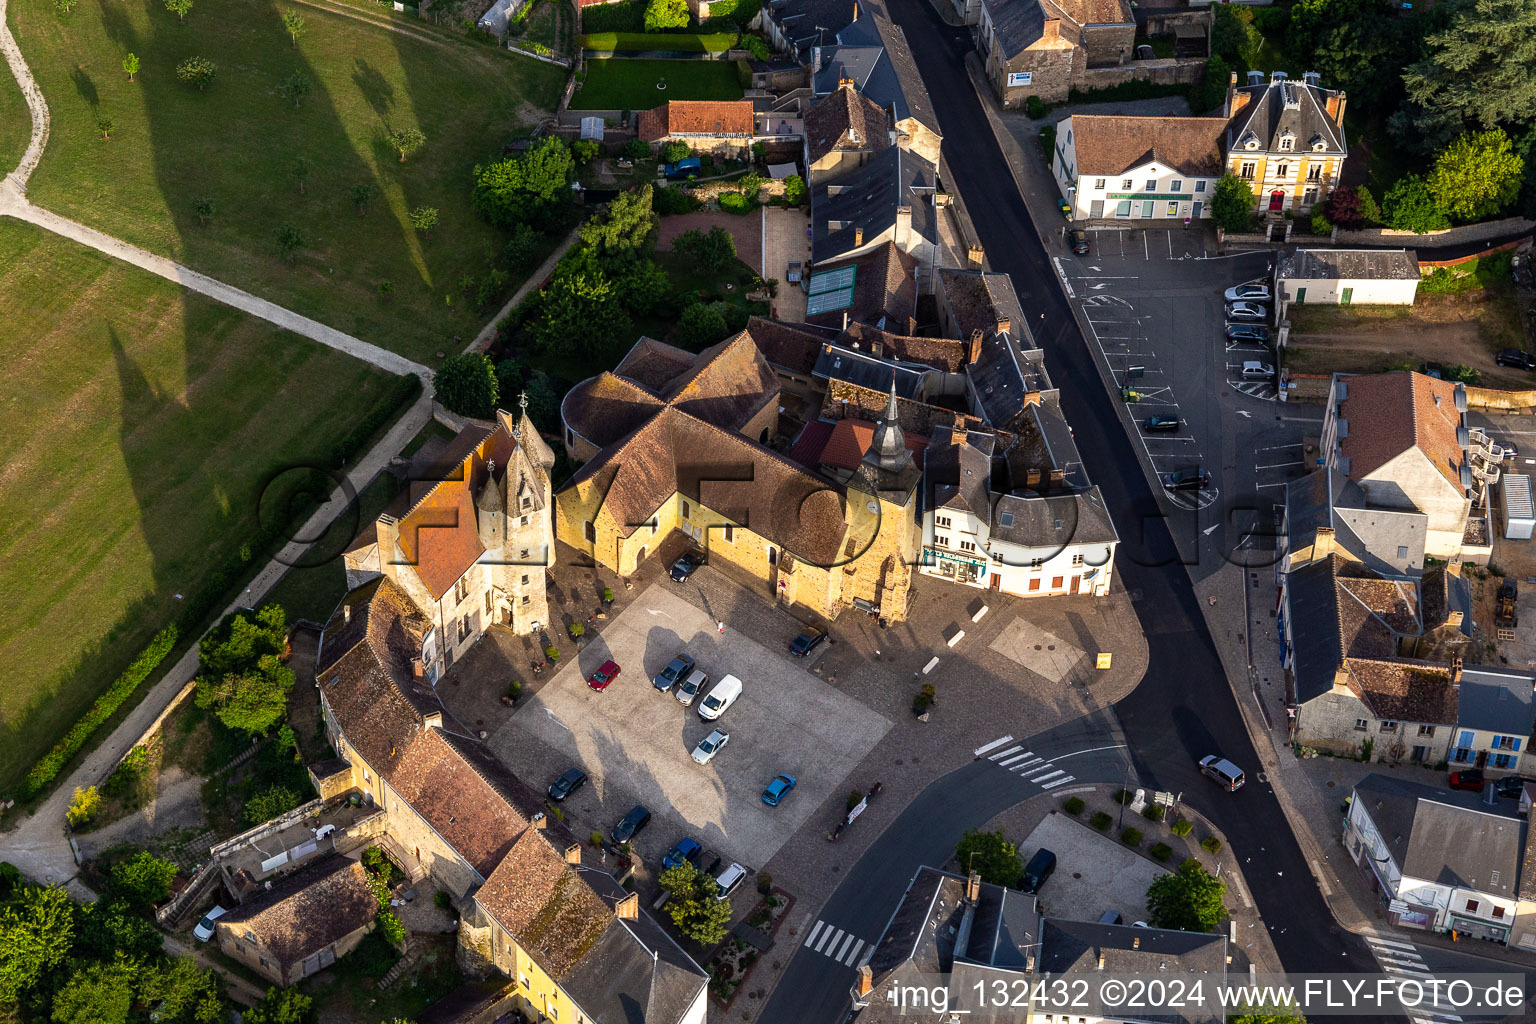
[1310,133,1327,152]
[1241,132,1260,151]
[1278,133,1295,152]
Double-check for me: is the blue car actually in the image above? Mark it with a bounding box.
[661,837,702,871]
[761,773,797,807]
[664,157,701,179]
[654,653,695,692]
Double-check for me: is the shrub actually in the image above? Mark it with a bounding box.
[719,191,753,214]
[1310,209,1332,236]
[377,909,407,946]
[622,138,650,160]
[1141,804,1164,822]
[109,851,178,910]
[660,140,692,164]
[433,352,499,418]
[1090,811,1112,831]
[546,645,561,663]
[1063,796,1085,815]
[846,789,864,811]
[912,690,934,714]
[508,679,523,700]
[434,891,452,910]
[1200,835,1222,854]
[103,746,150,797]
[653,185,699,215]
[741,34,768,59]
[1150,842,1173,862]
[591,831,605,847]
[680,301,729,346]
[782,173,805,205]
[1121,827,1143,846]
[571,138,600,163]
[568,621,586,639]
[363,845,396,883]
[1171,817,1194,837]
[1025,95,1046,119]
[67,785,101,827]
[1115,788,1134,805]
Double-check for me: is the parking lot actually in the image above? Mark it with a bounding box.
[486,584,892,872]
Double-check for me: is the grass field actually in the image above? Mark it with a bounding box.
[10,0,566,364]
[0,52,28,174]
[580,31,737,52]
[570,58,743,109]
[0,218,408,794]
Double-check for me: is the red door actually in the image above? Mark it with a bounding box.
[1268,190,1284,212]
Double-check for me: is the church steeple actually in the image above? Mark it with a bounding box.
[866,379,911,474]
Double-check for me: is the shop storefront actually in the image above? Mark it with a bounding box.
[926,548,988,585]
[1447,913,1510,944]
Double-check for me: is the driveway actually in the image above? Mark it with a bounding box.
[762,205,811,323]
[486,584,891,871]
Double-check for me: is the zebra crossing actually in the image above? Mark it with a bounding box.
[1364,935,1464,1024]
[802,919,872,967]
[975,736,1077,790]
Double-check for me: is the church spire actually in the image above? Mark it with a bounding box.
[867,378,910,473]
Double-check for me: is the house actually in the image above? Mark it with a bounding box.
[811,145,938,269]
[342,403,555,675]
[1034,919,1228,1024]
[1051,114,1227,221]
[1225,70,1347,215]
[215,857,377,987]
[1448,666,1536,773]
[804,241,919,332]
[1346,773,1527,943]
[1276,249,1422,306]
[977,0,1136,106]
[637,100,756,156]
[762,0,856,60]
[314,576,710,1022]
[936,268,1022,343]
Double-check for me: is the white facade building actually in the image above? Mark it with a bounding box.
[1051,114,1226,222]
[1276,249,1421,306]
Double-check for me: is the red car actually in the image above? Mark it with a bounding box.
[1448,769,1485,792]
[588,660,621,691]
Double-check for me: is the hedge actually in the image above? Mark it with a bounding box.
[579,1,647,32]
[23,625,179,796]
[581,31,737,52]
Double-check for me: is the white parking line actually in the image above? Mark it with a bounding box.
[974,736,1013,756]
[989,745,1024,760]
[1255,461,1304,470]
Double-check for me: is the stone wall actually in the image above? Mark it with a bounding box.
[1080,23,1135,67]
[1335,217,1536,249]
[1295,688,1373,757]
[1466,387,1536,412]
[994,45,1080,106]
[1076,56,1205,90]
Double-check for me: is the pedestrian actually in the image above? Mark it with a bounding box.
[717,620,725,634]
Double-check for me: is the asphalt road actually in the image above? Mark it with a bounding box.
[759,0,1391,1019]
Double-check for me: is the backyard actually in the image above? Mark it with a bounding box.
[10,0,566,364]
[0,219,409,795]
[580,31,738,53]
[570,58,744,109]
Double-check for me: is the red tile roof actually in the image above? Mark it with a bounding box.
[638,101,755,142]
[1068,114,1227,177]
[789,419,836,469]
[819,417,929,470]
[1338,371,1465,492]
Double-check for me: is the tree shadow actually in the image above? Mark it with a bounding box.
[71,66,98,109]
[351,58,395,118]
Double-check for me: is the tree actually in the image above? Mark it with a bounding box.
[52,959,135,1024]
[1210,3,1261,70]
[244,987,314,1024]
[659,863,732,945]
[200,605,287,676]
[191,195,215,225]
[96,116,115,141]
[679,302,728,346]
[54,0,78,14]
[472,137,575,231]
[385,124,425,162]
[571,138,600,163]
[176,56,216,91]
[954,828,1024,887]
[615,257,670,315]
[276,222,306,262]
[409,206,440,234]
[195,653,295,734]
[522,371,561,432]
[76,897,162,962]
[67,784,101,826]
[290,157,309,194]
[578,184,656,259]
[660,140,692,164]
[1323,185,1364,228]
[351,182,375,214]
[1383,174,1451,232]
[109,851,178,911]
[245,784,300,825]
[1229,1007,1307,1024]
[434,353,499,417]
[644,0,689,30]
[1393,0,1536,153]
[738,171,764,201]
[0,885,75,1003]
[281,8,307,44]
[674,224,736,271]
[1188,56,1230,114]
[164,0,193,22]
[123,53,139,80]
[782,173,805,205]
[741,34,769,60]
[531,249,631,355]
[138,956,225,1024]
[1146,858,1228,933]
[1356,185,1381,225]
[1427,129,1525,220]
[503,222,541,270]
[280,70,310,108]
[1210,173,1256,232]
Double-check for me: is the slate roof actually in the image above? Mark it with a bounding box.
[1284,469,1332,554]
[1038,920,1226,1024]
[1227,76,1346,155]
[1068,114,1229,177]
[218,858,377,974]
[1456,666,1536,736]
[637,100,754,142]
[1278,248,1421,282]
[812,146,936,263]
[939,269,1027,341]
[805,82,891,164]
[559,885,711,1024]
[1353,774,1525,896]
[806,243,918,331]
[1285,553,1428,705]
[990,487,1118,549]
[814,341,929,397]
[812,44,888,95]
[981,0,1047,60]
[1336,372,1466,493]
[765,0,856,58]
[925,438,992,516]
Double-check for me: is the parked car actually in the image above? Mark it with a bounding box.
[1497,349,1536,371]
[713,862,748,900]
[547,767,588,802]
[1495,775,1533,798]
[664,157,701,179]
[1071,229,1090,255]
[1162,468,1211,492]
[1240,361,1275,380]
[587,660,621,691]
[661,837,702,871]
[762,773,798,807]
[192,905,227,942]
[698,674,743,721]
[1225,324,1271,344]
[1198,755,1246,791]
[1021,849,1056,894]
[1448,769,1486,792]
[1513,253,1534,289]
[675,668,709,707]
[1143,415,1179,433]
[611,805,652,845]
[1224,282,1272,303]
[653,653,695,693]
[789,626,827,657]
[691,728,730,765]
[670,553,702,582]
[1225,301,1268,322]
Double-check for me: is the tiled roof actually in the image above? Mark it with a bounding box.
[843,322,968,372]
[789,419,837,469]
[613,337,698,392]
[1039,920,1226,1024]
[218,858,377,974]
[476,830,613,981]
[981,0,1047,59]
[806,82,890,164]
[660,333,781,430]
[744,317,829,376]
[1345,659,1458,726]
[1337,371,1466,492]
[939,269,1025,341]
[806,243,918,332]
[561,372,665,451]
[1278,249,1421,282]
[637,100,755,142]
[1069,114,1227,177]
[819,417,929,470]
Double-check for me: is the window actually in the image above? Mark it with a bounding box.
[520,975,531,990]
[1493,906,1506,919]
[1454,747,1474,763]
[1166,201,1179,217]
[1051,576,1064,589]
[1029,558,1044,569]
[724,525,734,543]
[1494,735,1521,750]
[1494,753,1516,769]
[1279,136,1294,152]
[1354,719,1368,731]
[521,595,529,605]
[1397,546,1409,560]
[1145,179,1157,191]
[1195,180,1207,193]
[1122,179,1133,190]
[520,548,529,559]
[521,496,531,510]
[1028,579,1041,592]
[992,552,1003,562]
[521,574,529,585]
[1465,899,1480,914]
[1170,179,1182,192]
[1240,162,1256,179]
[1071,553,1084,567]
[935,534,950,548]
[682,501,691,519]
[455,578,468,603]
[519,515,528,526]
[1307,164,1322,181]
[1276,163,1290,178]
[960,540,976,552]
[1115,200,1132,217]
[936,515,952,528]
[1093,178,1105,189]
[1379,721,1398,733]
[1418,725,1435,737]
[485,590,492,615]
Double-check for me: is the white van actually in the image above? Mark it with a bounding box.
[698,674,742,721]
[713,862,747,900]
[1199,755,1246,791]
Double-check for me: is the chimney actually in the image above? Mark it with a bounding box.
[908,315,917,335]
[996,315,1011,335]
[1325,90,1347,125]
[412,658,425,679]
[854,226,864,247]
[564,842,582,864]
[851,0,858,19]
[1451,656,1463,686]
[952,414,967,444]
[967,244,985,268]
[969,329,985,364]
[1313,525,1335,558]
[839,74,854,90]
[343,605,351,624]
[1133,936,1141,949]
[895,205,912,249]
[1224,69,1238,116]
[1097,952,1106,970]
[872,339,884,358]
[532,811,547,829]
[1041,18,1060,40]
[965,871,982,904]
[855,963,873,996]
[616,892,639,920]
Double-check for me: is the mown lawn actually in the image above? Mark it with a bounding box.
[0,52,28,174]
[571,58,743,109]
[10,0,565,364]
[580,31,738,52]
[0,219,407,794]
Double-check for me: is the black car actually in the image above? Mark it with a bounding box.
[611,805,652,845]
[670,553,703,582]
[1162,468,1211,492]
[1021,848,1056,894]
[1225,324,1271,344]
[789,626,827,657]
[1143,415,1179,433]
[547,767,587,802]
[1071,229,1090,255]
[1497,349,1536,371]
[1495,775,1533,798]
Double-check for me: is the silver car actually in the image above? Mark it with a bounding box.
[1223,282,1271,303]
[1225,301,1268,322]
[691,729,730,765]
[675,668,708,707]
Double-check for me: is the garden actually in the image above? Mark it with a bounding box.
[570,58,746,108]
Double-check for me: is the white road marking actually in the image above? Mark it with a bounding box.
[974,736,1013,756]
[841,939,866,966]
[998,752,1034,767]
[989,745,1024,761]
[834,933,857,961]
[1365,937,1417,951]
[805,921,825,947]
[1019,764,1057,779]
[1011,757,1045,772]
[1254,460,1304,470]
[816,927,842,954]
[1040,775,1077,789]
[1033,770,1065,784]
